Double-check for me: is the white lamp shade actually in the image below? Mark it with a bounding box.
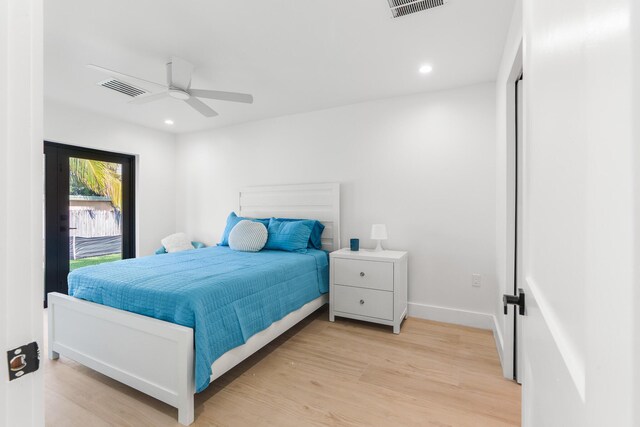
[370,224,388,240]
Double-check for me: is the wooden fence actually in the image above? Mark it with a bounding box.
[69,208,121,238]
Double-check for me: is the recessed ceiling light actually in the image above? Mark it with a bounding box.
[419,64,433,74]
[164,119,174,125]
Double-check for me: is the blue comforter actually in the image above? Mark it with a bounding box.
[68,246,329,392]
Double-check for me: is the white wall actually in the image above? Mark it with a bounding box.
[44,101,177,256]
[495,1,522,376]
[176,83,498,325]
[1,0,44,425]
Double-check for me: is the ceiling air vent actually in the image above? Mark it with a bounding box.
[98,78,147,98]
[387,0,448,18]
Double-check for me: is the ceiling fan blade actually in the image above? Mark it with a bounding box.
[87,64,167,89]
[128,92,170,104]
[189,89,254,104]
[185,97,218,117]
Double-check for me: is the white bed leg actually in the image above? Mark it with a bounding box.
[178,394,194,426]
[49,349,59,360]
[177,327,195,425]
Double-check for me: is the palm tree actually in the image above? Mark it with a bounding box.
[69,158,122,210]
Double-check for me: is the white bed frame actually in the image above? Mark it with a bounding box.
[48,182,340,425]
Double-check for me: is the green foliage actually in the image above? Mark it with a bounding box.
[69,253,122,271]
[69,158,122,209]
[69,173,101,197]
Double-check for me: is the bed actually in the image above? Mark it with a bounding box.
[47,183,340,425]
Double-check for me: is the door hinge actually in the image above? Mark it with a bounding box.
[503,288,525,316]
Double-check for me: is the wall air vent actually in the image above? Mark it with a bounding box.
[387,0,448,18]
[98,78,147,98]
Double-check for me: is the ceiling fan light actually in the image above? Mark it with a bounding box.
[168,89,190,100]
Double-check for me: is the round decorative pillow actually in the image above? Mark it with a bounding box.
[229,220,268,252]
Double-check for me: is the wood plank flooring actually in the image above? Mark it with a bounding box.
[44,307,520,426]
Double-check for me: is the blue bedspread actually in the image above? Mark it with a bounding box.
[68,246,329,393]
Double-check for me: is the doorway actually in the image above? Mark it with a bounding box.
[43,142,135,304]
[513,73,524,383]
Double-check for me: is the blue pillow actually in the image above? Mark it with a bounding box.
[219,212,270,246]
[274,218,325,249]
[264,218,315,252]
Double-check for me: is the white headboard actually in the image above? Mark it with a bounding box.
[239,183,341,252]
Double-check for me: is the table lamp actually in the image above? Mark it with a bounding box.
[370,224,388,252]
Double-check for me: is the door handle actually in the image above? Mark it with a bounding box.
[503,288,525,316]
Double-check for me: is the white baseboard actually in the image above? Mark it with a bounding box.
[408,302,504,364]
[492,314,505,365]
[408,302,494,329]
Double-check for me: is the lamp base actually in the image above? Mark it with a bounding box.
[374,240,384,252]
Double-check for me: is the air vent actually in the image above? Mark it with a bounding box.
[98,78,147,98]
[387,0,447,18]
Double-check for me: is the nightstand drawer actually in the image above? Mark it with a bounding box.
[333,285,393,320]
[334,258,394,291]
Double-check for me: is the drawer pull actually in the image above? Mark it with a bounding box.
[360,272,365,277]
[360,299,365,305]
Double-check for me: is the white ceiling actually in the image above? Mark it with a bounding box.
[45,0,515,134]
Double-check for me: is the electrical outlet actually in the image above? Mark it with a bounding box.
[472,274,481,287]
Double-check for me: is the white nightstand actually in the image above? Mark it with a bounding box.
[329,248,408,334]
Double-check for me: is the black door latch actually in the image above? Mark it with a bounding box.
[6,342,40,381]
[503,288,525,316]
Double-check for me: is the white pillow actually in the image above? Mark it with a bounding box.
[161,233,194,253]
[229,220,267,252]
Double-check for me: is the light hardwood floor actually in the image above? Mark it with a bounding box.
[45,307,520,426]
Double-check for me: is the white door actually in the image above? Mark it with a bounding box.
[520,0,638,426]
[0,0,45,426]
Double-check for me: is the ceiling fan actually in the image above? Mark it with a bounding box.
[87,57,254,118]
